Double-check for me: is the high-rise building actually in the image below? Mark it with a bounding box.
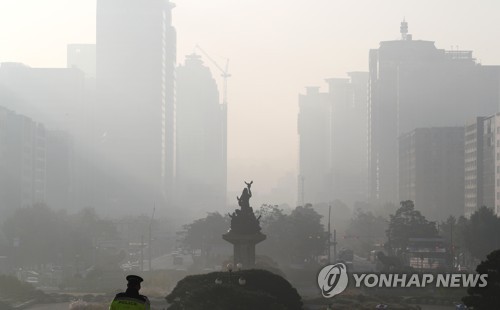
[369,21,500,204]
[399,127,465,220]
[45,130,74,210]
[298,87,332,205]
[298,73,369,205]
[0,63,92,211]
[0,62,86,137]
[465,117,484,218]
[0,106,46,215]
[328,72,369,204]
[465,114,500,217]
[96,0,176,209]
[175,54,227,210]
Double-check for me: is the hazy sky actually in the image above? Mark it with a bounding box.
[1,0,500,204]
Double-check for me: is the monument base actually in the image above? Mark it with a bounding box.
[222,231,266,268]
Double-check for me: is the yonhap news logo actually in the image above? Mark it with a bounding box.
[351,273,488,288]
[317,263,349,298]
[317,264,488,299]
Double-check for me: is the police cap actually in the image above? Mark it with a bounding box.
[126,275,144,285]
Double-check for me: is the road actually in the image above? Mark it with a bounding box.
[419,306,455,310]
[352,254,377,272]
[27,302,70,310]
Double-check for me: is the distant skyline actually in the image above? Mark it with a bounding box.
[1,0,500,206]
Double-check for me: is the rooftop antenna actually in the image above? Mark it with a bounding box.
[400,18,408,40]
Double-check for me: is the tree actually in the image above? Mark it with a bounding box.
[64,207,120,269]
[0,274,44,304]
[165,269,303,310]
[386,200,438,256]
[287,204,327,263]
[463,206,500,260]
[463,249,500,309]
[256,204,327,264]
[255,204,287,229]
[344,210,387,257]
[2,204,64,267]
[254,205,291,263]
[2,205,119,270]
[438,215,471,267]
[177,212,229,262]
[178,204,327,267]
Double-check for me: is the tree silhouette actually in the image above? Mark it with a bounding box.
[177,212,229,261]
[166,269,302,310]
[463,249,500,309]
[386,200,438,256]
[463,206,500,260]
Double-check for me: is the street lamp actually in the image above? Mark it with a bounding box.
[227,263,233,283]
[238,277,246,286]
[215,263,246,286]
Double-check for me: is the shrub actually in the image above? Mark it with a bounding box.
[166,269,303,310]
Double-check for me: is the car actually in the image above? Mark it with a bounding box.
[26,276,39,284]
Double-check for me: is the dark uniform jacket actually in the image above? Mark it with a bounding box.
[110,288,150,310]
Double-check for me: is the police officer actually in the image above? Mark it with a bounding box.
[110,275,150,310]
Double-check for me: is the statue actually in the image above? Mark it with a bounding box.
[227,181,261,234]
[223,180,266,267]
[237,181,253,210]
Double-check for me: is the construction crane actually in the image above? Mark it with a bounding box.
[194,44,231,106]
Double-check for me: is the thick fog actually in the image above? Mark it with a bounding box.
[2,1,500,309]
[2,0,500,212]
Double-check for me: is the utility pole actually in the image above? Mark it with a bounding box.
[450,220,454,269]
[140,235,144,272]
[327,204,338,263]
[333,229,337,263]
[149,206,156,272]
[301,176,305,206]
[328,205,331,263]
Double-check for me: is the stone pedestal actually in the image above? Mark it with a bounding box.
[223,231,266,268]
